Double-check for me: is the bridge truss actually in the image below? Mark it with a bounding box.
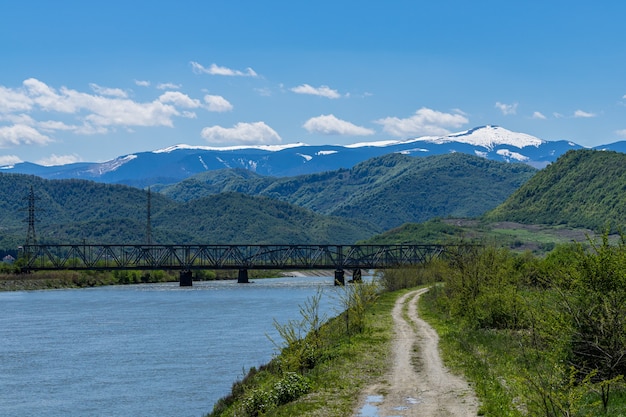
[20,243,468,271]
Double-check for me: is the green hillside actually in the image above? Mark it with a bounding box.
[153,192,379,244]
[484,149,626,231]
[160,153,537,230]
[0,174,378,249]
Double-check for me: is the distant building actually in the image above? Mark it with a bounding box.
[3,255,15,264]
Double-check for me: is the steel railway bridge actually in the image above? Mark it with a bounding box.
[20,243,470,286]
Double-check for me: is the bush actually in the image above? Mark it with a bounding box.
[380,259,450,291]
[241,372,310,416]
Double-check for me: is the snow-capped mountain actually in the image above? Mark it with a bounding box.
[1,125,617,187]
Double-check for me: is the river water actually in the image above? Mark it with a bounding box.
[0,276,347,417]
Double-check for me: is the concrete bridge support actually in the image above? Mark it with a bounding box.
[351,268,362,283]
[238,268,249,284]
[179,270,193,286]
[334,269,345,286]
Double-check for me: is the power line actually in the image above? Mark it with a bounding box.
[23,185,38,246]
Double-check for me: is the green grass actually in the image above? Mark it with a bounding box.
[206,287,404,416]
[419,286,626,417]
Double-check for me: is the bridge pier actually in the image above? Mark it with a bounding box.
[334,269,345,286]
[179,270,193,287]
[237,268,249,284]
[350,268,362,283]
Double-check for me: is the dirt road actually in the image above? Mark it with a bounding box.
[355,288,479,417]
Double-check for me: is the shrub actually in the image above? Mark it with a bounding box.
[241,373,310,416]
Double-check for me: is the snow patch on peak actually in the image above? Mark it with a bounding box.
[447,125,544,149]
[297,153,313,162]
[88,154,137,175]
[497,148,530,162]
[152,142,307,153]
[316,150,338,156]
[198,156,208,170]
[395,125,544,150]
[345,139,402,148]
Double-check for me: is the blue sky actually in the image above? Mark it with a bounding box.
[2,0,626,166]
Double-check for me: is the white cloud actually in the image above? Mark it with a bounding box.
[157,82,182,90]
[0,155,22,166]
[616,129,626,138]
[203,95,233,112]
[291,84,341,99]
[23,78,77,113]
[553,112,565,119]
[19,78,181,130]
[303,114,374,136]
[37,153,81,166]
[190,61,258,77]
[375,107,468,137]
[0,113,35,125]
[0,78,233,147]
[82,99,179,128]
[495,102,518,115]
[201,122,281,145]
[255,87,272,97]
[135,80,150,87]
[532,111,547,120]
[38,120,79,132]
[0,86,33,112]
[89,83,128,98]
[158,91,202,108]
[0,124,52,147]
[181,111,197,119]
[574,109,596,118]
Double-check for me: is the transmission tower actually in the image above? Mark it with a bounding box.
[145,187,152,245]
[24,185,38,246]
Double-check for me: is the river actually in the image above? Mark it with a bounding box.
[0,276,347,417]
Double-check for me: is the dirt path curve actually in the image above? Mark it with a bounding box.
[355,288,479,417]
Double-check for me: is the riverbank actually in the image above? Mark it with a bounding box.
[206,283,397,416]
[206,284,480,417]
[0,270,178,291]
[0,269,284,292]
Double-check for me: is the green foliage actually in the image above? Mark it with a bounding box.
[379,260,450,291]
[161,153,536,231]
[0,174,377,247]
[334,281,380,334]
[209,284,393,416]
[561,234,626,410]
[442,245,528,330]
[421,239,626,416]
[359,218,467,244]
[270,288,327,373]
[240,372,311,416]
[156,192,378,244]
[485,149,626,232]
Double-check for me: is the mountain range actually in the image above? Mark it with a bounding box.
[4,125,625,188]
[156,152,536,231]
[0,151,535,250]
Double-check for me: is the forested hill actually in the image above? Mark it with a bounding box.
[0,152,538,250]
[159,152,537,230]
[485,149,626,231]
[0,174,378,249]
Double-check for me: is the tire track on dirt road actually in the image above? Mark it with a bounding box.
[355,288,479,417]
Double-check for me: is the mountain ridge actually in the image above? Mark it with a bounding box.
[484,149,626,231]
[159,152,537,230]
[1,125,608,187]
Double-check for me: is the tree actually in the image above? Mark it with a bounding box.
[560,233,626,410]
